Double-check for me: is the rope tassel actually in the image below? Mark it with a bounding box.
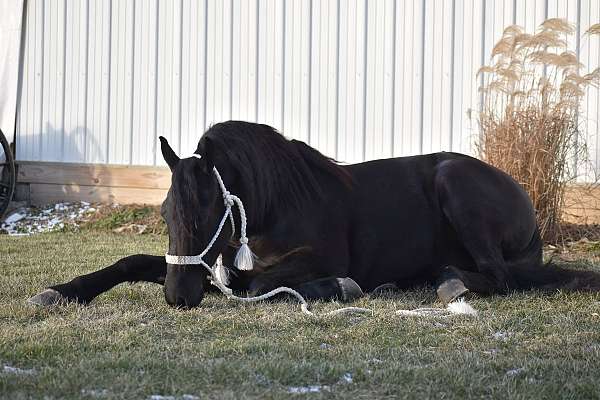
[235,238,255,271]
[229,192,254,271]
[214,255,230,286]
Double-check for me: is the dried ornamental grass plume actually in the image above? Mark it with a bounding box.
[477,18,600,242]
[585,23,600,36]
[541,18,576,34]
[503,24,524,37]
[525,30,568,49]
[492,37,515,58]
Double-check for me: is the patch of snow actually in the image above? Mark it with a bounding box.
[287,385,331,394]
[505,367,525,377]
[4,212,24,224]
[81,389,109,397]
[339,373,353,384]
[492,331,513,341]
[3,365,35,375]
[287,373,353,394]
[1,202,98,236]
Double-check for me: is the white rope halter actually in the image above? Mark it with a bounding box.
[164,154,253,270]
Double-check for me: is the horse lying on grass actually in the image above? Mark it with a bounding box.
[30,121,600,309]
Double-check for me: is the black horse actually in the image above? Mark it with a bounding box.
[30,121,600,308]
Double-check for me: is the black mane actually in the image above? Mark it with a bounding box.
[196,121,351,226]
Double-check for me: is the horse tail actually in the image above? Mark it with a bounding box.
[509,230,600,292]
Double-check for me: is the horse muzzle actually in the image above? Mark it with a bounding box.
[163,266,205,309]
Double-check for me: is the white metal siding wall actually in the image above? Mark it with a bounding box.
[16,0,600,170]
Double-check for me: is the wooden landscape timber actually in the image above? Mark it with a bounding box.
[16,161,170,205]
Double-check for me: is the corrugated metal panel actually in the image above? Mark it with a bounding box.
[15,0,600,179]
[579,0,600,181]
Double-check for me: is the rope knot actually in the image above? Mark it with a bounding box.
[240,237,248,245]
[223,192,234,206]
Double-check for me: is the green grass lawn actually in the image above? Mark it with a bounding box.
[2,232,600,399]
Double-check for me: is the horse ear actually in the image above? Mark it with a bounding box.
[201,137,214,174]
[159,136,179,171]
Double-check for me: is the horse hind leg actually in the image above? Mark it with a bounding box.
[436,265,506,303]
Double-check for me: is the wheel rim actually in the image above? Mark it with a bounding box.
[0,129,16,221]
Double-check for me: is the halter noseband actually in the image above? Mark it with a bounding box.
[164,154,255,273]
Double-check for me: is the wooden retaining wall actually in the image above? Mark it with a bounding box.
[16,162,170,205]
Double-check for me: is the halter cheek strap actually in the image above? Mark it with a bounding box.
[164,154,254,272]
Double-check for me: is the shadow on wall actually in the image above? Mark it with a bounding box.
[16,124,169,206]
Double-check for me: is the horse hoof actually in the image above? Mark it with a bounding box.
[436,278,469,304]
[27,289,66,306]
[336,277,364,302]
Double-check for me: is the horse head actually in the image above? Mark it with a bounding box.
[159,135,232,308]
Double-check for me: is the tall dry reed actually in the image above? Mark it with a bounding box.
[478,19,600,242]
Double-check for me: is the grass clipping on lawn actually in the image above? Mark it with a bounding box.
[477,19,600,242]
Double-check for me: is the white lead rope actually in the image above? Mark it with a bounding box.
[207,256,372,317]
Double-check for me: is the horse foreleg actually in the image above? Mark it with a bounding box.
[247,257,363,302]
[29,254,166,305]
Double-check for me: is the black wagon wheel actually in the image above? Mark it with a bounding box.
[0,128,16,220]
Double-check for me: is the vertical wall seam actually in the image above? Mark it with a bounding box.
[14,0,28,152]
[512,0,516,24]
[433,0,438,151]
[479,0,486,127]
[573,0,582,174]
[334,0,340,158]
[254,0,260,122]
[229,0,234,121]
[542,0,549,77]
[177,0,183,152]
[390,0,397,156]
[39,0,45,159]
[418,0,426,154]
[60,0,67,161]
[83,0,90,162]
[361,0,368,160]
[105,0,113,163]
[307,0,313,143]
[281,0,286,131]
[448,0,456,151]
[129,0,136,164]
[152,0,159,165]
[202,0,209,131]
